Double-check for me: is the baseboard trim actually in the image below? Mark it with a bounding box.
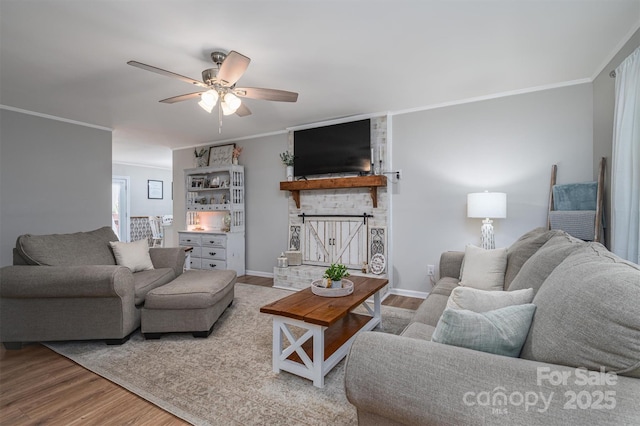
[245,270,274,278]
[272,285,298,292]
[388,288,429,299]
[247,270,428,300]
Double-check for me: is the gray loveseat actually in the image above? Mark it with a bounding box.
[345,228,640,425]
[0,227,185,349]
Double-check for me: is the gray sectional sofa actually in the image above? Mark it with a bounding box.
[345,228,640,425]
[0,227,185,348]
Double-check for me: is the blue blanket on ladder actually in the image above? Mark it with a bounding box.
[552,182,597,211]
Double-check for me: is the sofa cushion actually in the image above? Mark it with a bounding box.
[459,245,506,290]
[507,232,585,294]
[133,268,176,305]
[412,277,459,327]
[504,227,561,288]
[401,322,436,341]
[429,277,460,297]
[109,239,154,272]
[144,269,237,310]
[16,227,118,266]
[520,243,640,378]
[447,287,534,312]
[432,304,536,357]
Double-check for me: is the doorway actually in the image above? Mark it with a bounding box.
[112,176,130,242]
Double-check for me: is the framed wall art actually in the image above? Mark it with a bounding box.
[208,143,235,167]
[148,180,163,199]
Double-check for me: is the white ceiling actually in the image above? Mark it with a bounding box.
[1,1,639,169]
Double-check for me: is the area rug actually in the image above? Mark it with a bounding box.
[45,283,414,426]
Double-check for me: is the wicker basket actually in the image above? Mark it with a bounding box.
[311,279,354,297]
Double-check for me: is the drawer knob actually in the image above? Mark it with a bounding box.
[209,252,216,256]
[210,264,216,268]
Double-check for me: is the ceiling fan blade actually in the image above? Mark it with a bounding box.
[235,103,252,117]
[217,51,250,86]
[159,91,207,104]
[234,87,298,102]
[127,60,208,88]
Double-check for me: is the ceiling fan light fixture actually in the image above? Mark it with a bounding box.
[220,100,236,116]
[224,92,241,110]
[198,90,218,113]
[198,99,214,113]
[128,49,296,131]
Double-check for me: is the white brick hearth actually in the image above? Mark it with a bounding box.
[273,264,387,290]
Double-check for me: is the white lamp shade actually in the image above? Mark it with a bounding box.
[220,100,235,116]
[223,92,241,110]
[467,192,507,219]
[198,90,218,113]
[221,93,241,116]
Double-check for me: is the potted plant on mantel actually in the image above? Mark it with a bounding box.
[280,151,295,181]
[323,263,350,289]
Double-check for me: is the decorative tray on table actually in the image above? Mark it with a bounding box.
[310,279,354,297]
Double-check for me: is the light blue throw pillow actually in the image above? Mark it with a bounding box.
[432,304,536,357]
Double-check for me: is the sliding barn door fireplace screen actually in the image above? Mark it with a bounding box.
[288,214,386,271]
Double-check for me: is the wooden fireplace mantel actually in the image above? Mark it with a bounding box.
[279,175,387,208]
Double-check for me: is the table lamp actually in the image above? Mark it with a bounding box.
[467,191,507,249]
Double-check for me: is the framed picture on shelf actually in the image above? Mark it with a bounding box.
[189,176,205,188]
[208,143,235,167]
[148,180,163,199]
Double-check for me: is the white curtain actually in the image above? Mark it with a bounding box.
[611,46,640,264]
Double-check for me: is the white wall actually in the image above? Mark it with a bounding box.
[0,109,112,266]
[112,163,173,216]
[172,134,290,275]
[391,84,594,293]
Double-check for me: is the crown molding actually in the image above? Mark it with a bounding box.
[389,79,591,117]
[0,105,112,132]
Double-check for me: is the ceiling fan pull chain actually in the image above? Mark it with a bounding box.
[218,101,223,134]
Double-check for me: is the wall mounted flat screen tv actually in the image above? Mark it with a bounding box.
[293,119,371,177]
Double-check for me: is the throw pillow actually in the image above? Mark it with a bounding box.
[520,243,640,378]
[459,245,507,290]
[504,228,563,288]
[447,286,534,312]
[16,226,119,266]
[507,232,585,294]
[109,239,154,272]
[432,304,536,357]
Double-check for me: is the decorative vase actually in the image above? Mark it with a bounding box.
[331,279,342,289]
[286,165,294,181]
[223,214,231,232]
[197,156,208,167]
[232,157,238,165]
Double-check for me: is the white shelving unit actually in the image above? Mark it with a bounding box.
[179,165,245,275]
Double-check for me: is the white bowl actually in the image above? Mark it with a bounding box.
[311,279,354,297]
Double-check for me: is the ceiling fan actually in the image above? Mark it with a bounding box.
[127,50,298,131]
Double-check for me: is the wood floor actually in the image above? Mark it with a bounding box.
[0,277,422,425]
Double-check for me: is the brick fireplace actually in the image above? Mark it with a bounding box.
[274,115,390,291]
